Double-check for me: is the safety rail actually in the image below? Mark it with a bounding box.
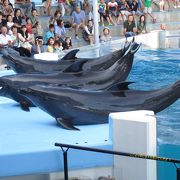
[55,142,180,180]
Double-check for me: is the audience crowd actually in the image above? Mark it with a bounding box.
[0,0,179,57]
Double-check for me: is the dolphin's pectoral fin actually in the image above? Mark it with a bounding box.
[60,49,79,60]
[107,82,134,91]
[20,101,30,112]
[56,118,80,131]
[63,60,88,73]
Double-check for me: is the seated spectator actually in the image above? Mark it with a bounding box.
[30,9,39,36]
[26,18,33,39]
[11,25,31,57]
[144,0,156,23]
[49,9,62,26]
[42,0,52,16]
[14,0,32,18]
[55,19,66,42]
[47,37,55,53]
[57,0,69,17]
[117,0,130,23]
[18,25,33,57]
[137,14,147,34]
[100,27,112,42]
[2,0,14,18]
[7,14,14,35]
[13,8,23,30]
[0,26,13,53]
[83,0,91,14]
[107,0,119,25]
[129,0,142,17]
[0,12,6,32]
[44,24,55,45]
[82,19,94,45]
[63,36,72,50]
[98,0,111,26]
[71,5,86,39]
[31,36,47,55]
[123,14,136,37]
[54,40,63,54]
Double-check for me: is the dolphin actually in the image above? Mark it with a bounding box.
[1,40,133,74]
[0,43,140,110]
[19,81,180,130]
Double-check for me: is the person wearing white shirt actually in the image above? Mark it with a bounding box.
[0,26,13,53]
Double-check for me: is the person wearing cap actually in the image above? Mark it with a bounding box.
[31,36,47,56]
[100,27,112,43]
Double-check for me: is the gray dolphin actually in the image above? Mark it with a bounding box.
[0,43,140,110]
[2,40,133,74]
[19,80,180,130]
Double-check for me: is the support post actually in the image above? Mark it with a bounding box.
[93,0,99,46]
[109,110,157,180]
[61,147,69,180]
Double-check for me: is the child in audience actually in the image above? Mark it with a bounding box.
[47,37,55,52]
[63,36,72,50]
[54,40,63,54]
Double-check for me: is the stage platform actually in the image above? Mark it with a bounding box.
[0,71,112,178]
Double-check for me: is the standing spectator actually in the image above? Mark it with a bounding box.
[2,0,14,18]
[82,19,94,45]
[0,26,12,53]
[7,15,14,35]
[31,36,47,55]
[47,37,55,52]
[123,14,136,37]
[71,5,86,39]
[98,0,111,26]
[55,19,66,41]
[144,0,156,23]
[63,36,72,50]
[100,27,112,42]
[44,24,55,45]
[14,0,32,18]
[137,14,147,34]
[13,8,23,30]
[107,0,119,25]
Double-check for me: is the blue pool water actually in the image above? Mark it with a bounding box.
[129,49,180,145]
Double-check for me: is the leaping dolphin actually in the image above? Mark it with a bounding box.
[19,81,180,130]
[0,43,140,110]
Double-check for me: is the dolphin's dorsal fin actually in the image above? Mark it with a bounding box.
[56,118,80,130]
[107,82,134,91]
[60,49,79,60]
[63,60,88,73]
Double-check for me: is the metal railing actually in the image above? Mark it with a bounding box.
[55,142,180,180]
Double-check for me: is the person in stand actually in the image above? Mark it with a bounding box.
[54,19,66,42]
[0,26,13,54]
[47,37,55,53]
[123,14,137,37]
[71,5,86,39]
[42,0,52,16]
[13,8,23,31]
[0,12,6,32]
[14,0,32,18]
[44,24,55,45]
[137,14,147,34]
[2,0,14,18]
[6,14,14,35]
[63,36,72,50]
[144,0,156,23]
[30,8,39,36]
[18,25,33,57]
[49,9,62,25]
[31,36,47,56]
[82,19,94,45]
[100,27,112,42]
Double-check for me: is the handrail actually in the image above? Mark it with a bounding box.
[55,142,180,180]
